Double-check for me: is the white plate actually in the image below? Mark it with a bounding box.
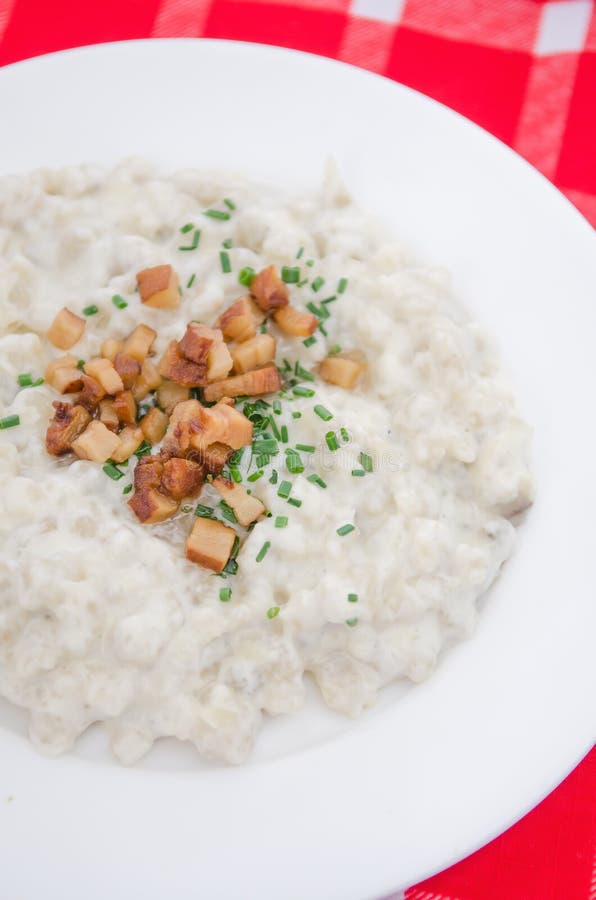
[0,40,594,900]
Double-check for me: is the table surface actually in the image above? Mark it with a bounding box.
[0,1,594,898]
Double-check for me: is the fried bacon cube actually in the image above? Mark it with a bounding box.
[134,454,164,491]
[84,358,124,395]
[230,333,276,374]
[178,323,216,364]
[158,340,207,388]
[132,358,162,402]
[71,420,120,463]
[101,338,123,362]
[45,354,79,384]
[47,366,84,395]
[207,339,233,382]
[185,517,236,573]
[139,407,169,444]
[161,399,203,456]
[47,307,86,350]
[274,304,318,337]
[319,351,367,390]
[201,442,233,475]
[45,402,92,455]
[113,390,137,425]
[202,364,282,403]
[250,265,289,312]
[77,374,106,411]
[161,458,205,501]
[128,487,179,524]
[215,296,264,343]
[122,324,157,363]
[111,426,145,463]
[99,398,120,432]
[137,265,180,310]
[188,402,253,451]
[156,378,190,415]
[113,352,141,390]
[213,476,265,526]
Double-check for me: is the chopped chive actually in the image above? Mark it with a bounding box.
[314,405,333,422]
[321,295,337,305]
[297,279,309,288]
[252,439,278,455]
[229,447,245,465]
[328,344,342,356]
[306,259,314,268]
[275,516,288,528]
[292,411,302,419]
[222,238,233,249]
[295,443,315,453]
[306,301,328,320]
[285,449,304,474]
[103,462,124,481]
[351,469,366,477]
[230,535,240,558]
[195,504,214,518]
[296,247,304,259]
[82,304,98,316]
[325,431,339,451]
[340,427,350,443]
[238,266,256,287]
[180,223,194,234]
[179,229,201,251]
[223,557,239,575]
[220,250,232,274]
[318,322,328,337]
[347,593,358,603]
[203,209,230,221]
[17,373,33,386]
[282,358,292,373]
[280,425,288,443]
[269,417,281,440]
[307,473,327,489]
[311,276,325,292]
[0,415,20,430]
[219,501,237,524]
[219,586,232,601]
[229,466,243,484]
[281,266,300,284]
[256,541,271,563]
[224,198,236,210]
[247,470,264,483]
[122,483,133,494]
[277,480,292,499]
[337,524,355,536]
[338,277,348,294]
[134,440,152,458]
[294,362,315,382]
[273,400,282,415]
[267,606,280,619]
[186,273,196,288]
[269,469,278,485]
[287,497,302,508]
[346,617,358,627]
[303,336,317,348]
[292,386,315,398]
[360,451,373,473]
[255,454,270,468]
[111,294,128,310]
[77,359,85,369]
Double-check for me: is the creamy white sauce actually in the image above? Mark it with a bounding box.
[0,159,533,764]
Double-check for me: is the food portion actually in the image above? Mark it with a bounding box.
[0,160,534,765]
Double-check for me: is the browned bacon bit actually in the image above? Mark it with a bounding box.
[178,323,216,364]
[202,364,282,403]
[157,340,208,388]
[99,398,119,432]
[230,333,276,374]
[132,359,162,402]
[113,352,141,390]
[128,486,180,524]
[319,351,367,390]
[71,420,121,463]
[136,265,180,310]
[274,305,318,337]
[214,296,264,343]
[47,366,84,395]
[161,399,204,457]
[134,454,164,491]
[250,265,289,313]
[47,307,86,350]
[101,338,122,362]
[111,426,145,463]
[200,442,233,476]
[156,379,190,415]
[185,517,236,572]
[213,476,265,526]
[77,374,106,412]
[139,407,169,444]
[161,458,205,501]
[113,390,137,425]
[45,402,92,455]
[84,358,124,395]
[188,402,253,451]
[122,324,157,363]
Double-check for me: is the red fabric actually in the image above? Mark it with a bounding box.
[0,1,594,896]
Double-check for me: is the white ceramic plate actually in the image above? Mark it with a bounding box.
[0,40,594,900]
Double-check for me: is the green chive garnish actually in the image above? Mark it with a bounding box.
[337,524,355,536]
[238,266,255,287]
[179,229,201,251]
[204,209,230,221]
[223,557,239,575]
[180,223,194,234]
[224,198,236,210]
[220,250,231,274]
[223,239,233,250]
[294,362,315,382]
[77,359,85,369]
[229,466,242,484]
[278,480,292,499]
[293,386,315,398]
[292,411,302,419]
[273,400,282,415]
[340,427,350,443]
[311,276,324,292]
[186,273,196,288]
[103,463,124,480]
[281,266,300,284]
[17,373,32,386]
[318,322,328,337]
[351,469,366,477]
[123,484,133,494]
[314,405,333,422]
[253,439,278,455]
[307,474,327,489]
[338,277,348,293]
[360,451,373,473]
[297,279,308,288]
[256,541,270,563]
[346,617,358,627]
[295,444,315,453]
[247,470,264,483]
[269,469,278,484]
[348,593,358,603]
[306,259,314,268]
[287,497,302,508]
[0,415,20,430]
[321,295,337,305]
[219,586,232,602]
[269,417,281,441]
[303,336,317,348]
[296,247,304,259]
[275,516,288,528]
[285,449,304,474]
[280,425,288,443]
[306,301,328,320]
[328,344,342,355]
[267,606,280,619]
[195,504,214,518]
[83,304,98,316]
[134,440,152,458]
[219,501,237,524]
[112,294,128,310]
[325,431,339,451]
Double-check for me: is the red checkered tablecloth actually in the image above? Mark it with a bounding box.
[0,1,594,897]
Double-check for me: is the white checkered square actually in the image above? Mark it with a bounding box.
[535,0,593,55]
[350,0,405,25]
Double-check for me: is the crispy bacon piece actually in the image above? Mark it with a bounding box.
[160,399,203,457]
[101,338,123,362]
[47,366,84,395]
[207,339,233,382]
[202,364,282,403]
[139,407,169,444]
[319,351,367,390]
[158,340,207,388]
[132,358,162,402]
[113,352,141,390]
[188,402,253,451]
[47,307,86,350]
[99,398,119,432]
[178,323,216,364]
[230,333,276,374]
[213,476,265,526]
[185,517,236,572]
[201,442,233,475]
[71,420,120,463]
[250,265,289,313]
[122,324,157,363]
[45,354,79,384]
[137,265,180,310]
[155,379,190,416]
[161,458,205,501]
[134,454,164,491]
[128,487,179,524]
[77,374,106,411]
[45,402,92,455]
[111,426,144,463]
[84,358,124,395]
[274,304,318,337]
[113,390,137,425]
[215,296,264,343]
